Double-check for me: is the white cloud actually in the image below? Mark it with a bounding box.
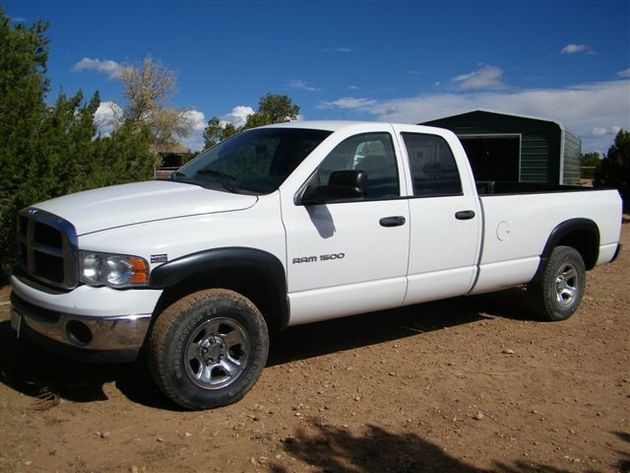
[348,85,360,91]
[179,109,207,151]
[592,126,621,136]
[183,109,206,130]
[9,16,26,23]
[453,65,506,91]
[180,106,259,151]
[318,97,378,111]
[617,68,630,78]
[561,44,593,55]
[322,47,352,53]
[72,57,122,79]
[94,101,122,136]
[221,105,255,127]
[288,79,321,92]
[320,79,630,151]
[94,103,208,151]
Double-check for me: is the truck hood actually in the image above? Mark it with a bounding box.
[34,180,258,235]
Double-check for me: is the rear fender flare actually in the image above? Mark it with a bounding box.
[533,218,600,281]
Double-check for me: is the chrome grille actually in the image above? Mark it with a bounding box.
[16,208,79,290]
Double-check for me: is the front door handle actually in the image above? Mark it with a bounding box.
[380,216,406,227]
[455,210,476,220]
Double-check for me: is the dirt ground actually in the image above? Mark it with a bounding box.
[0,223,628,473]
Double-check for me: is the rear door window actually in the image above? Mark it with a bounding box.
[402,133,463,197]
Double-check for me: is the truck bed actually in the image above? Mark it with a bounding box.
[476,180,601,196]
[470,184,622,295]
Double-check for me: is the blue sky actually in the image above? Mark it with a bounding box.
[5,0,630,153]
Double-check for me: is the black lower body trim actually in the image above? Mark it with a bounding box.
[611,244,622,263]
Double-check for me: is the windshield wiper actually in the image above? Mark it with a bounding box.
[170,171,187,180]
[195,169,239,193]
[169,171,200,186]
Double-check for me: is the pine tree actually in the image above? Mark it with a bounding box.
[594,130,630,212]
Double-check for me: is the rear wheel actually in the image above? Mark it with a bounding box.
[148,289,269,410]
[529,246,586,321]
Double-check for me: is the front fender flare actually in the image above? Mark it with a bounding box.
[149,247,288,329]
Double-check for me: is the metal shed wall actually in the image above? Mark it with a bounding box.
[422,111,571,184]
[562,129,582,185]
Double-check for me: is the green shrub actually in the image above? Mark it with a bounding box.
[0,9,156,281]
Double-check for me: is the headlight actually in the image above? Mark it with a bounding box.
[80,251,149,288]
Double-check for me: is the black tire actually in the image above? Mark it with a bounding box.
[529,246,586,321]
[148,289,269,410]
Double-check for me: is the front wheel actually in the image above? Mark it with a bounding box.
[528,246,586,321]
[148,289,269,410]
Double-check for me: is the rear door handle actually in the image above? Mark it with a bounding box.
[380,216,406,227]
[455,210,476,220]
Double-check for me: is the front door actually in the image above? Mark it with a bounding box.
[281,130,410,325]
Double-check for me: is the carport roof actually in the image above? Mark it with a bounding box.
[421,109,567,133]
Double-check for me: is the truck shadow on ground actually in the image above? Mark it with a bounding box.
[0,319,167,408]
[613,431,630,473]
[269,420,618,473]
[0,288,535,410]
[268,287,535,366]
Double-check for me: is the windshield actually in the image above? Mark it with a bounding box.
[171,128,332,194]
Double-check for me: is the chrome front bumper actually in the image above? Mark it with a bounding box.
[11,293,151,351]
[10,275,162,359]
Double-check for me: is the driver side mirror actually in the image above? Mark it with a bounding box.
[300,170,367,205]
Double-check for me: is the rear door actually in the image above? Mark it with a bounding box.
[393,126,482,304]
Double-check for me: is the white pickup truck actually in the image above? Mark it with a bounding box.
[10,121,622,410]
